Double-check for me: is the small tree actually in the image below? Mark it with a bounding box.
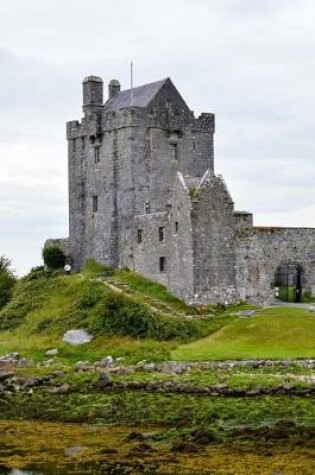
[42,246,66,269]
[0,255,16,310]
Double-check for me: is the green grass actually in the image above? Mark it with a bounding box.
[1,391,314,438]
[0,271,213,367]
[1,269,314,367]
[112,270,195,314]
[172,307,315,361]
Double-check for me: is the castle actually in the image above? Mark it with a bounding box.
[51,75,315,305]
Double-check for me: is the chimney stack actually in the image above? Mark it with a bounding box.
[82,75,103,114]
[108,79,121,98]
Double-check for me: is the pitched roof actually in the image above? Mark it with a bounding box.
[104,78,168,111]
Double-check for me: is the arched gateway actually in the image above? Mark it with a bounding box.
[275,264,303,303]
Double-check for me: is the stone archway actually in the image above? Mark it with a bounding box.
[275,264,303,303]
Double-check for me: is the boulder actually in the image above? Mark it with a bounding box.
[95,356,114,368]
[62,330,94,345]
[74,361,93,372]
[55,383,71,394]
[45,348,59,356]
[97,372,113,388]
[18,358,31,368]
[0,372,14,382]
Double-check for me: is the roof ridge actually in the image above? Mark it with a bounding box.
[120,77,169,94]
[103,77,171,111]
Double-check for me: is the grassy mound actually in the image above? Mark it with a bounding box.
[0,273,199,341]
[172,307,315,361]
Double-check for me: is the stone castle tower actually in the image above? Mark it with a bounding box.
[63,75,315,305]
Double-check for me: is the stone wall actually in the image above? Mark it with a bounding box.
[132,212,170,287]
[234,211,253,232]
[168,174,195,301]
[236,228,315,304]
[190,173,238,304]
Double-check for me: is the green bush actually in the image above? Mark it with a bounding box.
[82,259,114,277]
[42,246,66,269]
[0,275,55,330]
[0,255,16,311]
[89,292,199,340]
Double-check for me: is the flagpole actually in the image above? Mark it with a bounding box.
[131,61,134,106]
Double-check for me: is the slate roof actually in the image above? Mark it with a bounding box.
[104,78,168,111]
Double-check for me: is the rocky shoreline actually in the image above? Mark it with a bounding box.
[1,352,315,398]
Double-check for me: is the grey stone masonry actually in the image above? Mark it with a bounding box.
[45,72,315,305]
[235,227,315,304]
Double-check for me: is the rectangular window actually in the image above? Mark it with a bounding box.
[93,195,98,213]
[159,226,165,242]
[145,201,150,214]
[159,257,166,272]
[137,229,143,244]
[94,147,100,164]
[175,222,178,233]
[170,143,178,160]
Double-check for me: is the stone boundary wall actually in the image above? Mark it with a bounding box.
[235,228,315,304]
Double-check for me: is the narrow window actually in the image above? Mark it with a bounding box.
[137,229,143,244]
[93,195,98,213]
[175,222,178,233]
[159,227,165,242]
[170,143,178,160]
[192,138,196,151]
[159,257,166,272]
[145,201,150,214]
[94,147,100,164]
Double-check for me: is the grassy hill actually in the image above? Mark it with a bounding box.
[0,264,314,365]
[0,265,232,365]
[173,307,315,361]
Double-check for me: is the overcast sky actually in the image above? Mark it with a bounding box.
[0,0,314,275]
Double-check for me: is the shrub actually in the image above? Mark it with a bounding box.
[82,259,114,277]
[0,275,54,330]
[89,292,199,340]
[0,255,16,311]
[42,246,66,269]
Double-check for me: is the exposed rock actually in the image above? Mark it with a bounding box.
[41,359,54,367]
[0,372,14,382]
[18,358,31,368]
[45,348,59,356]
[55,383,71,394]
[62,329,94,345]
[0,353,20,367]
[97,372,113,388]
[143,363,157,372]
[106,366,133,375]
[95,356,114,369]
[74,361,93,372]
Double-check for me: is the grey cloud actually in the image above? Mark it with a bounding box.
[0,0,314,274]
